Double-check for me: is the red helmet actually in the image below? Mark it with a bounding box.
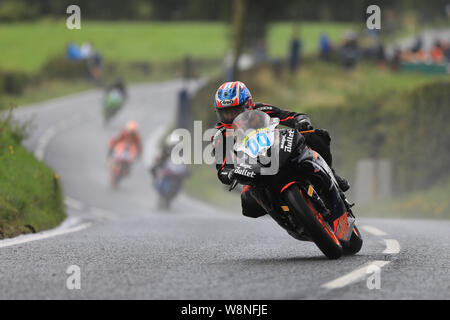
[214,81,254,124]
[126,120,138,133]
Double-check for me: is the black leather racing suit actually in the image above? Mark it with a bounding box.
[212,103,334,218]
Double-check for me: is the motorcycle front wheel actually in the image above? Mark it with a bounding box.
[110,162,123,189]
[342,225,363,255]
[157,196,171,210]
[283,185,343,259]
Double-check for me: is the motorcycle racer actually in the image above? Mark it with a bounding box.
[212,81,349,218]
[150,132,179,179]
[108,120,143,161]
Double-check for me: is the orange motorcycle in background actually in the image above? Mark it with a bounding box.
[108,120,142,188]
[109,142,138,188]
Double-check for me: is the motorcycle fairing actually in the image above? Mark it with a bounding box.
[250,185,312,242]
[333,212,355,242]
[295,147,347,224]
[277,129,304,169]
[113,143,137,162]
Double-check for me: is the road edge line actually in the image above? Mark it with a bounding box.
[0,219,92,249]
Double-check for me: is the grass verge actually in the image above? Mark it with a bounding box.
[1,79,94,108]
[0,112,65,239]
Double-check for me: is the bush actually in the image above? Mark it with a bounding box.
[41,55,89,79]
[0,70,29,95]
[305,80,450,194]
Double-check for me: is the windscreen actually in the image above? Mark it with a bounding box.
[232,110,275,158]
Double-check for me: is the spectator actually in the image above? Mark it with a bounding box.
[411,36,423,53]
[391,47,401,71]
[254,38,267,62]
[87,51,103,82]
[430,40,445,63]
[288,36,302,74]
[339,31,359,70]
[66,42,82,60]
[80,42,93,59]
[443,41,450,61]
[375,41,386,68]
[319,34,332,61]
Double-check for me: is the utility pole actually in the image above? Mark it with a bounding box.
[231,0,247,80]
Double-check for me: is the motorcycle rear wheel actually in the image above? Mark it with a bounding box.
[284,185,343,259]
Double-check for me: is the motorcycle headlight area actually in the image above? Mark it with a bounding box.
[237,128,275,158]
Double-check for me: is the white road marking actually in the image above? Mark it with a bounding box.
[361,225,388,236]
[64,197,84,211]
[321,225,400,290]
[321,260,390,290]
[35,127,56,160]
[0,221,92,249]
[383,239,401,254]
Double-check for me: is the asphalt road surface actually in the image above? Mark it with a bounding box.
[2,80,449,299]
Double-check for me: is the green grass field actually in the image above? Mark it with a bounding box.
[0,21,226,72]
[0,20,355,73]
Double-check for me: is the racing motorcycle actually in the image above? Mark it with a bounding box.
[103,88,124,125]
[153,161,189,210]
[228,110,363,259]
[109,142,136,188]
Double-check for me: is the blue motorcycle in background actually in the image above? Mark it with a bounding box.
[153,160,189,210]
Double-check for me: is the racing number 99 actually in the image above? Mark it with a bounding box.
[247,132,270,157]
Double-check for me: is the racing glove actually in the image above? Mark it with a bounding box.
[218,167,234,185]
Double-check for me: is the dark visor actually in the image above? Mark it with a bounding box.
[216,105,246,124]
